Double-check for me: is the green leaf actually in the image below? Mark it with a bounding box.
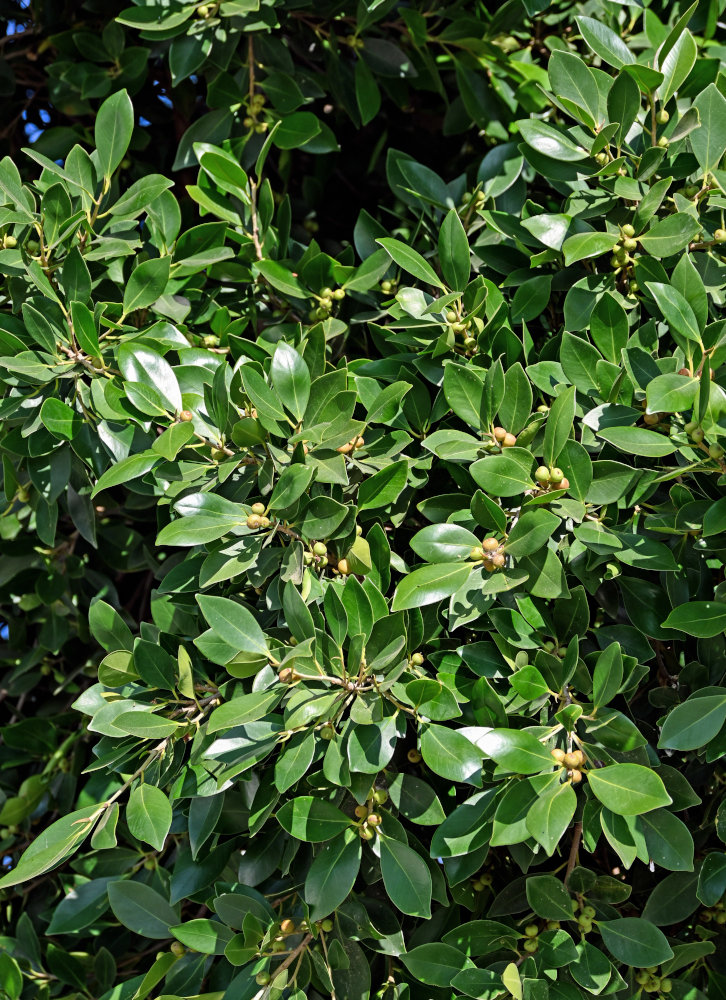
[518,120,587,161]
[658,694,726,750]
[588,764,672,816]
[596,426,676,458]
[593,642,623,708]
[277,797,351,842]
[88,600,134,652]
[526,875,574,921]
[598,918,673,968]
[562,232,616,266]
[420,725,483,785]
[470,448,534,497]
[401,944,475,988]
[661,602,726,638]
[255,259,307,299]
[476,729,554,774]
[126,784,172,851]
[645,373,698,414]
[543,385,576,467]
[392,562,472,611]
[645,283,702,344]
[526,782,577,856]
[639,214,701,257]
[107,881,178,940]
[196,595,270,658]
[170,919,234,955]
[304,829,361,920]
[95,89,134,180]
[438,209,470,290]
[271,342,310,420]
[380,838,432,917]
[691,84,726,172]
[122,257,171,316]
[575,16,634,69]
[206,690,283,733]
[377,237,444,288]
[411,523,481,563]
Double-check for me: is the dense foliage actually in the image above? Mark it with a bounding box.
[2,1,726,999]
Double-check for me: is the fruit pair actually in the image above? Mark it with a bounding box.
[492,426,517,448]
[337,435,365,454]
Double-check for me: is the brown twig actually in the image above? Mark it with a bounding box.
[565,822,583,885]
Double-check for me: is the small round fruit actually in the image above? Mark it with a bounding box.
[3,235,17,248]
[171,941,185,956]
[246,514,261,529]
[279,667,293,684]
[256,971,271,986]
[446,309,458,323]
[559,478,570,490]
[623,238,638,252]
[320,296,333,310]
[610,255,622,268]
[470,547,484,561]
[210,446,227,460]
[483,537,499,552]
[179,409,194,422]
[320,287,334,298]
[473,878,484,891]
[595,152,608,166]
[658,136,669,148]
[524,924,539,938]
[502,433,517,447]
[407,748,422,763]
[570,770,583,784]
[493,426,508,442]
[537,404,549,413]
[523,939,539,953]
[464,336,478,349]
[551,748,566,763]
[313,541,327,557]
[411,652,424,666]
[661,980,672,993]
[643,412,659,426]
[320,724,335,740]
[716,910,726,924]
[563,752,581,768]
[203,334,220,348]
[280,919,296,935]
[373,788,388,805]
[333,288,346,300]
[656,109,670,124]
[354,804,368,819]
[354,436,365,449]
[337,558,351,575]
[535,466,550,484]
[691,427,705,443]
[543,641,555,652]
[198,4,210,15]
[549,468,564,484]
[684,420,698,433]
[578,917,592,932]
[367,813,381,826]
[514,651,529,667]
[251,502,266,515]
[709,444,724,459]
[621,224,635,238]
[546,921,560,931]
[491,552,505,568]
[715,229,726,243]
[321,918,334,932]
[359,824,375,840]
